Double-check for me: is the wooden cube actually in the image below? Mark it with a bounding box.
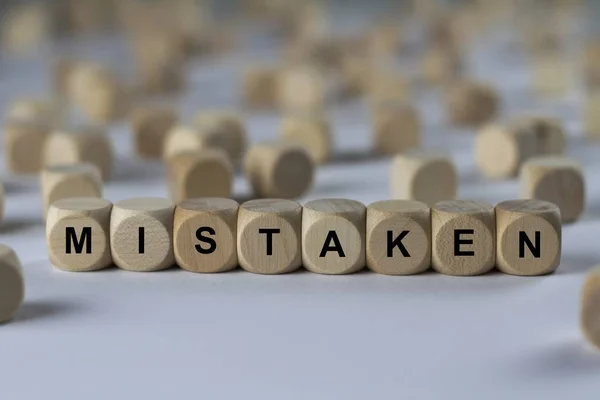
[432,200,495,276]
[495,199,561,276]
[421,45,462,85]
[367,71,411,107]
[581,266,600,351]
[173,198,239,273]
[0,244,24,323]
[238,199,302,274]
[520,156,585,223]
[6,98,64,127]
[372,102,421,155]
[242,66,279,109]
[302,199,366,275]
[277,65,328,112]
[532,53,570,98]
[445,81,499,127]
[44,125,114,181]
[46,197,112,272]
[130,106,178,159]
[584,91,600,140]
[4,118,51,174]
[41,163,103,218]
[166,149,233,203]
[110,197,175,272]
[514,116,566,155]
[244,142,315,199]
[391,152,457,206]
[1,2,50,54]
[366,200,431,275]
[280,112,332,164]
[194,111,247,163]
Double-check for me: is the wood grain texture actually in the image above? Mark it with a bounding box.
[391,152,457,206]
[4,118,51,174]
[130,106,178,159]
[110,197,175,272]
[372,102,421,155]
[432,200,495,276]
[581,266,600,351]
[174,197,239,273]
[193,111,247,163]
[445,80,499,127]
[41,163,103,218]
[302,198,366,275]
[520,156,585,223]
[0,244,24,323]
[166,149,233,203]
[367,200,431,275]
[242,66,279,109]
[280,112,331,164]
[495,199,561,276]
[238,199,302,274]
[46,197,112,272]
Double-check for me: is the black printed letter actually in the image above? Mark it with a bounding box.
[66,227,92,254]
[519,231,540,258]
[387,230,410,257]
[138,227,145,254]
[454,229,474,256]
[319,231,345,257]
[259,228,280,256]
[196,227,217,254]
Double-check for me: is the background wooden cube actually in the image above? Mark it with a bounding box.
[277,64,328,112]
[581,266,600,351]
[194,111,247,163]
[0,244,24,323]
[242,66,279,109]
[372,102,421,155]
[280,112,332,164]
[4,118,51,174]
[131,106,178,159]
[445,81,499,127]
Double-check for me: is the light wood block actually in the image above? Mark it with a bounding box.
[44,125,114,181]
[166,149,233,203]
[391,152,457,206]
[46,197,112,272]
[131,106,178,159]
[432,200,495,276]
[584,91,600,140]
[6,98,64,127]
[1,2,50,54]
[194,111,247,163]
[277,65,328,112]
[532,53,570,98]
[583,43,600,90]
[242,66,279,109]
[41,163,103,218]
[421,45,462,85]
[372,102,421,155]
[520,156,585,223]
[495,199,561,276]
[445,81,499,127]
[110,197,175,272]
[366,200,431,275]
[280,112,331,164]
[367,71,411,107]
[4,118,51,174]
[238,199,302,274]
[244,142,315,199]
[0,244,24,323]
[173,198,239,273]
[514,116,566,155]
[581,266,600,351]
[302,199,366,275]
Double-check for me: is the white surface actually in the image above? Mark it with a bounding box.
[1,21,600,400]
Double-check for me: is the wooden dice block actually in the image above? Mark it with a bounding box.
[445,81,499,126]
[581,266,600,351]
[391,152,457,206]
[110,197,175,272]
[302,199,366,275]
[242,66,279,109]
[520,156,585,223]
[495,199,561,276]
[173,198,239,273]
[4,118,51,174]
[41,163,103,218]
[46,197,113,272]
[194,111,247,163]
[1,2,49,54]
[584,91,600,140]
[367,71,411,107]
[280,112,332,164]
[244,142,315,199]
[166,150,233,203]
[0,245,24,323]
[514,116,566,155]
[372,102,421,155]
[6,98,64,127]
[366,200,431,275]
[131,106,178,159]
[532,53,570,98]
[43,125,114,181]
[238,199,302,274]
[421,45,462,85]
[432,200,495,276]
[278,65,328,112]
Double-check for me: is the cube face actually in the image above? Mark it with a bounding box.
[0,244,24,323]
[5,120,49,174]
[243,68,278,109]
[581,268,600,351]
[281,115,331,164]
[373,105,420,155]
[132,107,178,159]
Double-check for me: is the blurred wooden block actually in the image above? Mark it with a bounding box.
[173,198,239,273]
[367,71,411,106]
[244,142,315,199]
[581,266,600,351]
[302,199,366,275]
[41,163,103,218]
[131,106,178,159]
[110,197,175,272]
[495,199,561,276]
[432,200,495,276]
[280,112,331,164]
[4,118,51,174]
[372,102,421,155]
[166,149,233,203]
[520,156,585,223]
[584,91,600,140]
[0,244,24,323]
[46,197,113,272]
[237,199,302,274]
[532,53,570,98]
[1,2,50,54]
[44,125,114,181]
[391,152,457,206]
[583,42,600,90]
[278,65,328,112]
[421,45,462,85]
[242,67,279,109]
[366,200,431,275]
[338,52,370,98]
[194,111,247,163]
[445,81,499,127]
[6,98,64,128]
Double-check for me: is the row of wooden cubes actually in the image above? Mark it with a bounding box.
[47,197,561,276]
